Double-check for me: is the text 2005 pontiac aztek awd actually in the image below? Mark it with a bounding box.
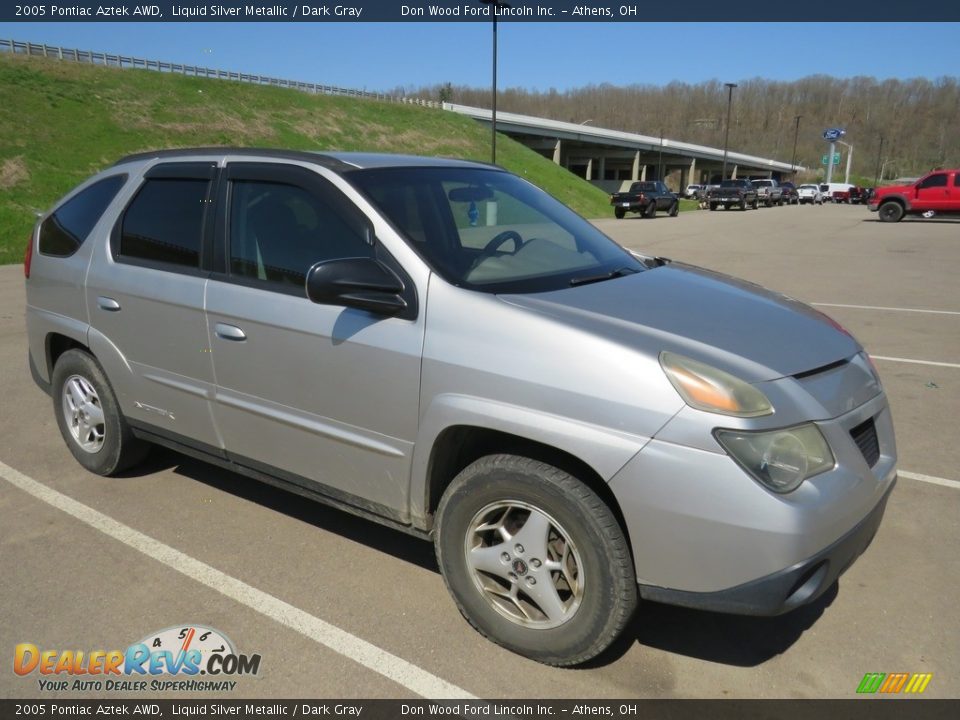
[25,149,896,665]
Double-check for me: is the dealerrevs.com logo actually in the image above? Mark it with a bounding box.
[14,625,261,692]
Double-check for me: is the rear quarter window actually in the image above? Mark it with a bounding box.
[39,175,127,257]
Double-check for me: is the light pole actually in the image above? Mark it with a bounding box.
[874,135,884,187]
[791,115,801,177]
[721,82,737,181]
[480,0,510,164]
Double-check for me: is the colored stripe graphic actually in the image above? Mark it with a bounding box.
[857,673,886,693]
[857,672,932,694]
[904,674,933,694]
[880,673,909,693]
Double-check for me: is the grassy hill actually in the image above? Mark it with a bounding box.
[0,53,612,266]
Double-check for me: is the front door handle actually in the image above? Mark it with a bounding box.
[97,296,121,312]
[214,323,247,342]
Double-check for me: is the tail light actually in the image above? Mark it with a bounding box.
[24,232,34,279]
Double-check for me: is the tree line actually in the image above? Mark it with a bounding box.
[408,76,960,181]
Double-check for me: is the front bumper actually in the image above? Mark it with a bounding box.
[638,479,894,615]
[609,384,896,614]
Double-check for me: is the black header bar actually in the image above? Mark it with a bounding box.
[3,1,959,22]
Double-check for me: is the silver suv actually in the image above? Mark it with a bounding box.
[25,149,897,666]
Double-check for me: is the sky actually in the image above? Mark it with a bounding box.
[3,22,957,93]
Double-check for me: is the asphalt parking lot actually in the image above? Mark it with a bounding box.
[1,203,957,700]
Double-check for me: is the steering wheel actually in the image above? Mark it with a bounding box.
[478,230,525,259]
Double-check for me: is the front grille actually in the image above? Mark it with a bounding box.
[850,417,880,468]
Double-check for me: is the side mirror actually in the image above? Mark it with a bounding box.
[306,258,407,316]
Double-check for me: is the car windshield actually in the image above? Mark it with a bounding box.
[348,166,643,293]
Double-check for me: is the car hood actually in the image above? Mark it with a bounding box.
[873,184,911,197]
[499,263,860,383]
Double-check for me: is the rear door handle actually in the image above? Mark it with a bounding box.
[214,323,247,342]
[97,296,121,312]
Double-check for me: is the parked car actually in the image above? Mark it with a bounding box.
[821,182,856,203]
[869,169,960,222]
[610,181,679,219]
[684,184,703,198]
[707,179,759,210]
[797,184,824,205]
[751,179,784,207]
[779,181,800,205]
[25,148,898,667]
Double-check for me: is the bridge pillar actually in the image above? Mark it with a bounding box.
[640,164,647,181]
[585,158,593,181]
[632,151,640,181]
[687,157,696,188]
[553,139,561,165]
[730,164,738,179]
[597,156,606,180]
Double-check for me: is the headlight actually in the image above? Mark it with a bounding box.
[714,424,835,493]
[660,352,773,417]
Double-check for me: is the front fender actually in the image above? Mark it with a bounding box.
[409,393,651,524]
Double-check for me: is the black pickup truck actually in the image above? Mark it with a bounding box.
[610,181,679,219]
[708,179,759,211]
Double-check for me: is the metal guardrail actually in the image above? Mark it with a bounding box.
[0,38,443,108]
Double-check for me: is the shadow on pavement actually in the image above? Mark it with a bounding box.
[132,445,837,668]
[128,446,439,574]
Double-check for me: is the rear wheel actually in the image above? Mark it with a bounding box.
[668,201,679,217]
[709,202,717,211]
[643,202,656,219]
[878,201,905,223]
[435,455,637,666]
[614,208,625,219]
[52,349,149,476]
[739,199,746,211]
[752,198,759,209]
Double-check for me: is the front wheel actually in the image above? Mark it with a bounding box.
[52,349,149,475]
[878,201,905,223]
[435,455,637,666]
[668,201,679,217]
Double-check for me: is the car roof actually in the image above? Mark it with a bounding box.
[112,147,497,173]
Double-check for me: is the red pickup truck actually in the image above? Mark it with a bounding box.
[869,169,960,222]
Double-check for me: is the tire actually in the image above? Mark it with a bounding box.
[614,208,625,220]
[435,454,637,667]
[709,202,717,211]
[668,201,679,217]
[752,198,759,210]
[643,202,656,219]
[52,349,149,476]
[878,201,905,223]
[739,199,746,211]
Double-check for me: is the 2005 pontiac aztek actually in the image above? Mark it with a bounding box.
[25,149,897,665]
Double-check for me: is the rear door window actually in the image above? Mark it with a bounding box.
[39,175,126,257]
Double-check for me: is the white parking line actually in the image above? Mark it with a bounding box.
[900,471,960,491]
[871,356,960,369]
[813,303,960,316]
[0,460,473,700]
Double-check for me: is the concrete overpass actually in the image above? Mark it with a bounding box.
[444,103,802,192]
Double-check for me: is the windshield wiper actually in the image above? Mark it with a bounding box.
[569,266,639,287]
